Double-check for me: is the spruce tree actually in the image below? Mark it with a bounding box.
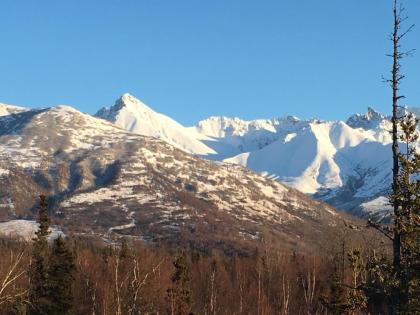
[321,251,367,314]
[364,251,394,314]
[28,195,51,315]
[392,113,420,313]
[48,235,75,315]
[167,251,193,315]
[320,264,347,314]
[366,112,420,314]
[119,237,131,260]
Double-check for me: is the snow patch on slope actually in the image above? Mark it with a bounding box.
[0,220,64,241]
[0,103,27,116]
[360,196,393,218]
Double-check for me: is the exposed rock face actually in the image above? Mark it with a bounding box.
[346,106,386,130]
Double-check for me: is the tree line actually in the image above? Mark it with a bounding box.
[0,192,415,314]
[0,204,391,314]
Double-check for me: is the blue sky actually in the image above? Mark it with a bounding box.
[0,0,419,125]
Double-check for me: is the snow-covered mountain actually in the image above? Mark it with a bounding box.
[95,93,216,155]
[1,93,417,220]
[0,104,358,253]
[190,116,302,158]
[95,94,418,219]
[192,110,400,218]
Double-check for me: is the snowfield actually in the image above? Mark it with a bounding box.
[0,220,64,241]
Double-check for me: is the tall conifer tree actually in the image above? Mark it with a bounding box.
[48,235,75,315]
[392,113,420,313]
[28,195,51,315]
[167,251,193,315]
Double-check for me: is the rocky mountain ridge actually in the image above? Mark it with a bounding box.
[0,103,360,253]
[95,94,420,218]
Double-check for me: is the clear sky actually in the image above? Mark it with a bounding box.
[0,0,419,125]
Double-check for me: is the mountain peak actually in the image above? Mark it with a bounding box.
[346,106,385,129]
[95,93,153,122]
[115,93,152,111]
[95,94,216,155]
[54,104,80,112]
[121,92,134,99]
[118,93,139,105]
[366,106,384,120]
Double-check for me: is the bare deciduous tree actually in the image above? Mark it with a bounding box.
[0,248,27,307]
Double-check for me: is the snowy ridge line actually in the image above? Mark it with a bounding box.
[2,94,419,218]
[0,95,370,250]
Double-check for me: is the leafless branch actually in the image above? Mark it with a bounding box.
[367,219,394,241]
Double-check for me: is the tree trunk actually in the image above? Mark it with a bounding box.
[391,0,401,279]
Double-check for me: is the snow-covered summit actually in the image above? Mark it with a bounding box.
[194,116,276,138]
[194,115,301,138]
[191,115,304,154]
[95,93,153,120]
[95,93,216,155]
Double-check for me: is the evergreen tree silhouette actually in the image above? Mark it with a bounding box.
[167,251,193,315]
[48,235,75,315]
[28,195,51,315]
